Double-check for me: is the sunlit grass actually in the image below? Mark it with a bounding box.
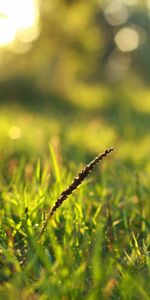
[0,86,150,299]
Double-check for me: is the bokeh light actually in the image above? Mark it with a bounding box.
[122,0,139,6]
[115,27,140,52]
[8,126,22,140]
[0,0,40,49]
[103,0,128,26]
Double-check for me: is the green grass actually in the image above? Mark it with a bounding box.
[0,85,150,299]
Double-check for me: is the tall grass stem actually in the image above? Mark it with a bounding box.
[38,147,114,239]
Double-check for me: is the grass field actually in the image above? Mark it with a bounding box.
[0,84,150,299]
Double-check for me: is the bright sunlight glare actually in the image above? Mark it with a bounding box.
[0,0,39,48]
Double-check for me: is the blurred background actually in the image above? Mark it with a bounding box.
[0,0,150,172]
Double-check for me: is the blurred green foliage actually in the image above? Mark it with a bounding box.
[0,1,150,299]
[1,0,150,88]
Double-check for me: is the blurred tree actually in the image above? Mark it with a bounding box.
[0,0,150,104]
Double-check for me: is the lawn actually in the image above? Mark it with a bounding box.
[0,84,150,299]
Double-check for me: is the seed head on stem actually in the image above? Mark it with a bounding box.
[38,147,114,240]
